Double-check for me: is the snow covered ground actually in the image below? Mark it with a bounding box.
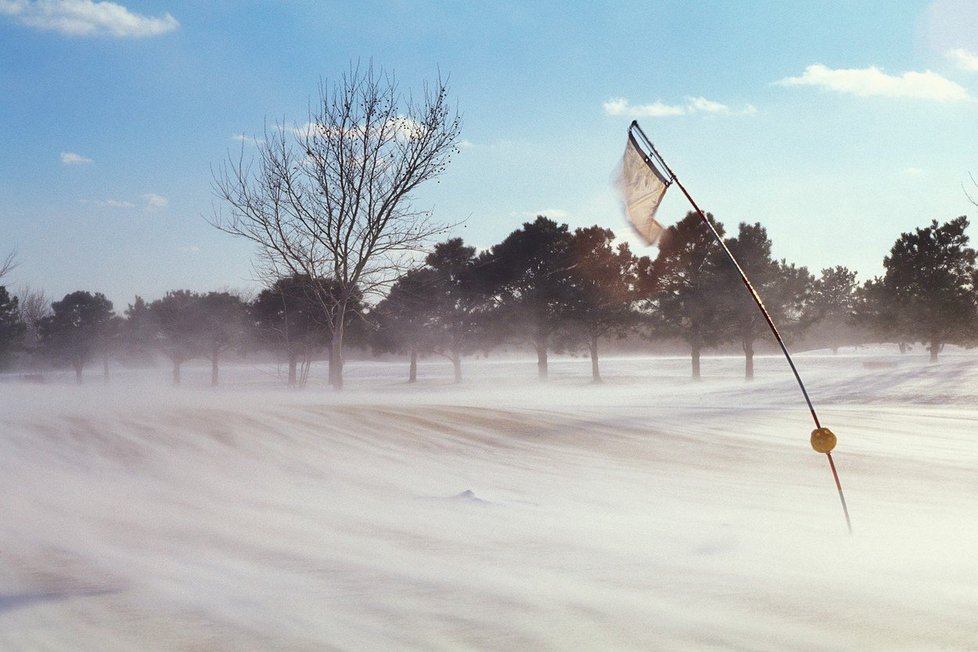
[2,349,978,650]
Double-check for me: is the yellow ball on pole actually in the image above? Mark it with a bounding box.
[810,427,837,454]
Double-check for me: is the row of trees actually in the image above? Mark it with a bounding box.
[372,219,651,383]
[3,212,972,386]
[369,213,978,383]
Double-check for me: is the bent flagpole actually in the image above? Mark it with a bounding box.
[620,120,852,534]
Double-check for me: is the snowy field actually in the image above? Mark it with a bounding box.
[3,349,978,650]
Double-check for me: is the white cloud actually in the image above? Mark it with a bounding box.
[686,96,757,116]
[603,96,757,118]
[143,193,168,209]
[79,198,135,208]
[777,63,970,101]
[103,199,134,208]
[177,245,200,253]
[0,0,178,38]
[60,151,92,165]
[903,167,927,177]
[947,48,978,71]
[603,97,685,117]
[231,133,263,145]
[686,96,729,114]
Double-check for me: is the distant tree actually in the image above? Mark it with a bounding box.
[423,238,492,382]
[644,211,729,380]
[871,216,977,361]
[852,277,903,351]
[211,64,462,389]
[807,266,859,353]
[17,286,50,367]
[720,223,813,380]
[252,276,328,387]
[40,291,114,383]
[0,286,25,369]
[562,226,641,383]
[486,216,575,380]
[96,315,125,383]
[369,268,440,382]
[198,291,249,387]
[122,296,159,366]
[148,290,207,385]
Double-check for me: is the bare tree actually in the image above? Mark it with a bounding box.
[212,64,461,388]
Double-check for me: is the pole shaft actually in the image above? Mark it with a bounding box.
[827,453,853,534]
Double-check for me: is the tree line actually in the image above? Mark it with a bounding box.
[1,213,974,386]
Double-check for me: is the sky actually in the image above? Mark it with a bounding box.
[2,0,978,310]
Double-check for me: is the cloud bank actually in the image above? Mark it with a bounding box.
[0,0,178,37]
[777,63,969,101]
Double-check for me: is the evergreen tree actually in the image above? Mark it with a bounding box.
[562,226,641,383]
[199,291,249,386]
[870,217,977,361]
[852,277,910,352]
[40,291,114,383]
[807,266,859,353]
[721,223,813,379]
[148,290,207,385]
[485,216,575,380]
[369,267,440,383]
[0,286,25,369]
[644,211,728,380]
[252,276,328,387]
[423,238,492,383]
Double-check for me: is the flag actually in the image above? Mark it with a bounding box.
[616,121,673,246]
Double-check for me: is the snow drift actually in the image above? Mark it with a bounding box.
[2,351,978,650]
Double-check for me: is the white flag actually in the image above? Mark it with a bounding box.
[616,123,672,246]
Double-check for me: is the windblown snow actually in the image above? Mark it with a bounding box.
[3,352,978,650]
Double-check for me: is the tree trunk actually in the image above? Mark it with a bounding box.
[929,339,941,362]
[172,361,181,386]
[211,350,219,387]
[589,334,601,383]
[451,349,462,383]
[743,337,754,381]
[74,361,83,385]
[287,352,298,387]
[103,353,110,385]
[408,347,418,383]
[299,354,312,387]
[535,338,548,381]
[691,343,701,381]
[329,317,345,389]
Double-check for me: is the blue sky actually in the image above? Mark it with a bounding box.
[2,0,977,309]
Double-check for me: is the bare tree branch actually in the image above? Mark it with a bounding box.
[0,251,17,280]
